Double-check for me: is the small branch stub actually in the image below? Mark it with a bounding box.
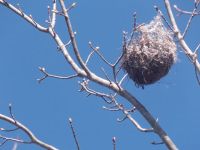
[121,15,177,88]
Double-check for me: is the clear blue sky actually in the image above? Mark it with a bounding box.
[0,0,200,150]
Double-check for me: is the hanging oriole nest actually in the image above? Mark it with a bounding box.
[122,15,177,88]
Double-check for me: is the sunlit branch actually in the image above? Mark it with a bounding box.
[0,0,48,32]
[80,80,153,133]
[0,135,31,146]
[88,42,113,66]
[0,113,58,150]
[174,5,200,15]
[113,99,153,133]
[164,0,200,85]
[59,0,92,77]
[182,2,200,38]
[37,67,78,83]
[154,6,174,31]
[12,142,18,150]
[51,0,57,28]
[101,67,112,84]
[0,0,181,149]
[118,74,128,86]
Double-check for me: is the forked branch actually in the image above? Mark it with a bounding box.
[0,105,58,150]
[37,67,78,83]
[164,0,200,81]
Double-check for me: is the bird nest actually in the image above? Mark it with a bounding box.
[121,15,177,88]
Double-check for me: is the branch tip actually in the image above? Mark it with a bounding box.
[154,5,158,10]
[69,117,73,123]
[9,103,12,108]
[72,2,77,8]
[112,136,116,142]
[173,5,177,9]
[39,67,45,72]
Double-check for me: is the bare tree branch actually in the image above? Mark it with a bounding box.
[118,73,128,86]
[37,67,78,83]
[80,81,154,133]
[164,0,200,84]
[0,113,58,150]
[88,42,113,67]
[0,135,31,146]
[182,3,200,38]
[0,0,182,149]
[0,0,48,32]
[59,0,92,77]
[174,5,200,15]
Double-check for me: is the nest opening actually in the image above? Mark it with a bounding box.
[121,15,177,88]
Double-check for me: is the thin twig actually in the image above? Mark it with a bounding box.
[101,67,112,84]
[195,66,200,85]
[113,100,153,132]
[12,142,18,150]
[88,41,124,87]
[103,106,120,111]
[129,12,137,40]
[80,78,153,132]
[133,12,137,30]
[117,115,128,122]
[4,104,20,132]
[85,43,95,65]
[112,137,116,150]
[9,104,17,124]
[88,42,113,66]
[194,43,200,84]
[68,118,80,150]
[112,52,124,67]
[79,79,112,99]
[0,127,19,132]
[38,67,78,83]
[0,114,58,150]
[81,79,153,132]
[118,73,128,86]
[111,52,124,86]
[29,15,37,26]
[164,0,200,85]
[174,5,200,15]
[154,5,174,31]
[0,135,31,146]
[47,6,51,23]
[67,2,76,12]
[46,0,57,29]
[85,51,95,65]
[182,8,197,38]
[151,141,164,145]
[0,1,48,32]
[57,40,71,50]
[194,43,200,53]
[59,0,92,77]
